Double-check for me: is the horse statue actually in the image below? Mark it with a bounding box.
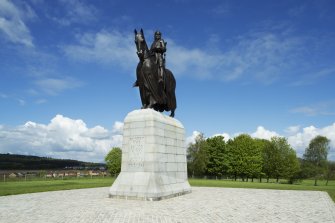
[133,29,176,117]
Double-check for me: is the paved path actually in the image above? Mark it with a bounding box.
[1,187,334,223]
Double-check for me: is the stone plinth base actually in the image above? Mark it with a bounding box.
[109,109,191,201]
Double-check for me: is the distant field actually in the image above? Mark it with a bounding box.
[1,177,334,202]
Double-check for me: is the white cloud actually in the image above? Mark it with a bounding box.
[62,28,301,84]
[186,131,201,145]
[35,99,47,104]
[186,131,231,145]
[112,121,124,134]
[0,0,35,47]
[0,93,27,106]
[52,0,98,26]
[63,30,137,70]
[251,126,280,140]
[187,126,280,146]
[291,67,335,86]
[291,106,318,116]
[2,117,334,162]
[167,40,223,79]
[212,133,231,141]
[291,101,335,116]
[0,114,122,162]
[167,31,302,84]
[192,124,335,160]
[34,77,83,95]
[285,125,300,134]
[287,123,335,159]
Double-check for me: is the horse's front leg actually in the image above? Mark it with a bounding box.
[147,95,157,109]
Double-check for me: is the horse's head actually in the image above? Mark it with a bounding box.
[134,29,148,60]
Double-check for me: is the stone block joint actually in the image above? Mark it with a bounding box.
[109,109,191,201]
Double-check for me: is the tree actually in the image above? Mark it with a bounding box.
[105,147,122,176]
[325,161,335,186]
[187,133,209,177]
[264,137,284,182]
[206,136,228,178]
[263,137,300,183]
[243,136,263,182]
[303,135,330,186]
[226,134,262,181]
[254,138,271,182]
[301,159,317,179]
[226,137,244,181]
[283,148,301,184]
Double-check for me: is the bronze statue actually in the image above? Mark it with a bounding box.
[150,31,166,84]
[133,29,176,117]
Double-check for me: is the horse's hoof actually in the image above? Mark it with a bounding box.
[147,103,154,109]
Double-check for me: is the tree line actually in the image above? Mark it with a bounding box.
[105,134,334,186]
[187,134,334,185]
[0,153,105,170]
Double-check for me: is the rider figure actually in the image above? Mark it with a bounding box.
[150,30,166,83]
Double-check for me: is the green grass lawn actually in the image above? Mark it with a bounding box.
[0,177,115,196]
[1,177,334,202]
[189,178,335,202]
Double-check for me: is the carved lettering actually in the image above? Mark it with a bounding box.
[128,136,144,168]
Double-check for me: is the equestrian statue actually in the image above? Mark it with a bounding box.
[133,29,176,117]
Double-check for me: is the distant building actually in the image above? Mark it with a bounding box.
[88,170,100,176]
[9,173,17,178]
[16,172,24,177]
[46,173,53,178]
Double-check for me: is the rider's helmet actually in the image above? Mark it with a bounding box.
[154,30,161,40]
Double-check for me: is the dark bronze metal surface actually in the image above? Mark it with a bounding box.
[134,29,176,117]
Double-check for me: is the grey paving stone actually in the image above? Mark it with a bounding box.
[0,187,334,223]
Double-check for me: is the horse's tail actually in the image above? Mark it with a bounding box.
[164,69,177,111]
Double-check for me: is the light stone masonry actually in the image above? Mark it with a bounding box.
[109,109,191,201]
[1,187,334,223]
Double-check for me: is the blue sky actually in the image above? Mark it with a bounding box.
[0,0,335,162]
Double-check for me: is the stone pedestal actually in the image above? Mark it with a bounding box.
[109,109,191,201]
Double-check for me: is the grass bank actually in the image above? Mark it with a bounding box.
[1,177,334,202]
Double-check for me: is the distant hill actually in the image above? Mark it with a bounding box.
[0,153,106,170]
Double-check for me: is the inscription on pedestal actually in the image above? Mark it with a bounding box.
[110,110,191,200]
[128,136,145,170]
